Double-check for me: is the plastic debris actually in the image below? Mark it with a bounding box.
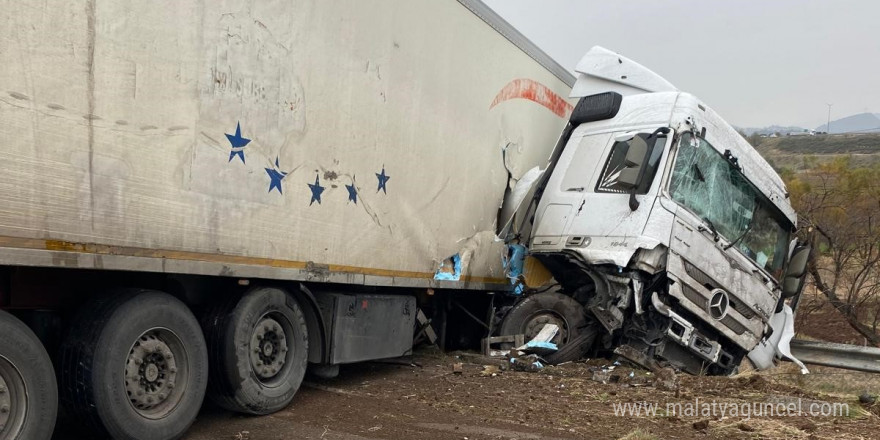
[517,323,559,356]
[510,354,544,372]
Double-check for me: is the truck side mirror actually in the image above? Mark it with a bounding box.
[781,245,810,299]
[616,136,647,190]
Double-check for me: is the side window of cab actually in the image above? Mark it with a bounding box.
[595,132,667,194]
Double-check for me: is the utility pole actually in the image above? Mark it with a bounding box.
[826,103,833,134]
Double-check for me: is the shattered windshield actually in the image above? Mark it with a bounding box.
[668,133,791,279]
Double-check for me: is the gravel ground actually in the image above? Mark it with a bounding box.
[55,347,879,439]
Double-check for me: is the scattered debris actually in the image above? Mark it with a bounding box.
[480,365,501,377]
[481,334,524,356]
[614,344,661,372]
[510,354,544,372]
[691,420,709,431]
[234,431,250,440]
[654,367,678,391]
[737,422,755,432]
[453,363,463,375]
[794,419,817,433]
[591,369,612,384]
[858,392,876,405]
[589,361,630,384]
[517,324,559,356]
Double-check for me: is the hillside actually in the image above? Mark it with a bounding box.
[755,132,880,170]
[816,112,880,134]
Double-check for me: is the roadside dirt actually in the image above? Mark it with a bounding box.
[179,348,880,440]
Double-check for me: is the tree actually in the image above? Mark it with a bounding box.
[786,157,880,346]
[747,132,763,147]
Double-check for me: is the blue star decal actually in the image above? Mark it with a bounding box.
[265,157,287,194]
[345,176,358,204]
[376,167,390,194]
[225,122,251,163]
[308,174,325,206]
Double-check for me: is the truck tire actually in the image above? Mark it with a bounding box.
[543,326,599,365]
[201,287,308,415]
[499,292,592,364]
[60,290,208,440]
[0,310,57,440]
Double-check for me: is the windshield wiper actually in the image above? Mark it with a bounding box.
[699,217,720,242]
[723,199,759,251]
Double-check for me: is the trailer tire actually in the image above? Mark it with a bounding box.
[0,310,57,440]
[201,287,308,415]
[499,292,592,363]
[60,290,208,440]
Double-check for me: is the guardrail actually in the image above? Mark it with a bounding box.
[789,339,880,373]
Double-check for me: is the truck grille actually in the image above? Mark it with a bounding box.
[681,283,707,308]
[720,315,747,335]
[682,260,756,319]
[681,283,748,336]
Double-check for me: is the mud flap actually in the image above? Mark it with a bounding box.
[746,304,809,374]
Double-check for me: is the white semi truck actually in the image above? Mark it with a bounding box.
[0,0,809,439]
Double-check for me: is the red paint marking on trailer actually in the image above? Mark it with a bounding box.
[490,79,573,118]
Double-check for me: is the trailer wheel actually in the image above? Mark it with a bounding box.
[60,290,208,440]
[499,292,593,363]
[0,310,57,440]
[201,287,308,415]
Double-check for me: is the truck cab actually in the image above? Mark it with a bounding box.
[508,48,808,374]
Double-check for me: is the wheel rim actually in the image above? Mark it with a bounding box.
[0,355,27,439]
[124,328,189,420]
[249,313,293,386]
[523,312,569,345]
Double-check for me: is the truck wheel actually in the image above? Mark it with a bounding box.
[201,287,308,415]
[60,290,208,440]
[499,292,592,363]
[543,326,599,365]
[0,310,57,440]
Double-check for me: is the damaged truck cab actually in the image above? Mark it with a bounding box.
[506,48,809,374]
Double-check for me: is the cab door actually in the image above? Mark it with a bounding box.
[561,129,672,246]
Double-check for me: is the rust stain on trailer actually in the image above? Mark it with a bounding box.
[1,236,506,284]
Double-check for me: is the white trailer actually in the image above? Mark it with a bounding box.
[0,1,576,438]
[0,0,574,288]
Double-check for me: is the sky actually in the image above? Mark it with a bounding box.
[482,0,880,129]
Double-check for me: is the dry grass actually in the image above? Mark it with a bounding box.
[767,363,880,399]
[714,417,810,439]
[617,429,660,440]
